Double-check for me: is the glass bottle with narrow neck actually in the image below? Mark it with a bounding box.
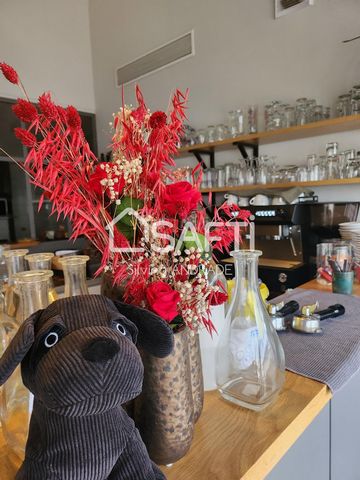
[25,252,58,303]
[1,270,53,457]
[60,255,89,297]
[3,249,29,318]
[216,250,285,411]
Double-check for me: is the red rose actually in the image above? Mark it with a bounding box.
[149,111,167,129]
[145,281,180,322]
[160,181,202,219]
[88,163,125,198]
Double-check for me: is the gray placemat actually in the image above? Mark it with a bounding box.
[274,288,360,393]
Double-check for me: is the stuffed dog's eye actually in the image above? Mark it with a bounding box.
[115,323,127,336]
[44,332,59,348]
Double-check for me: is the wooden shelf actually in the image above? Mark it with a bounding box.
[178,114,360,154]
[200,177,360,194]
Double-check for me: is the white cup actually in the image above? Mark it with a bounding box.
[249,194,270,206]
[238,197,249,207]
[224,193,239,205]
[272,196,286,205]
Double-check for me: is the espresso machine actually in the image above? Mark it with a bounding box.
[218,202,360,299]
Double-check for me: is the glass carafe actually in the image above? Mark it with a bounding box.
[25,252,57,303]
[216,250,285,411]
[3,249,28,319]
[1,270,53,457]
[60,255,89,297]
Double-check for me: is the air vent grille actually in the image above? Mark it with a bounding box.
[275,0,313,17]
[281,0,303,8]
[116,31,194,87]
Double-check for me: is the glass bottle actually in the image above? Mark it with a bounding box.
[3,249,29,318]
[1,270,53,457]
[60,255,89,297]
[25,252,58,303]
[216,250,285,411]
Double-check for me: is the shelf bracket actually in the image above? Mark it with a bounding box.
[190,148,214,170]
[233,142,259,159]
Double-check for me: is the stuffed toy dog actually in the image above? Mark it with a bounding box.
[0,295,174,480]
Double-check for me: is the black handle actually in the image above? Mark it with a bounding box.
[278,300,300,316]
[317,304,346,321]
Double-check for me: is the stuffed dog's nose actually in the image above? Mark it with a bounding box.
[82,337,120,363]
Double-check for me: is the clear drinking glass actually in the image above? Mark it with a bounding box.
[248,106,258,133]
[216,250,285,411]
[25,252,57,303]
[316,243,334,285]
[284,106,295,128]
[1,270,53,457]
[351,97,360,115]
[228,110,244,137]
[264,104,273,131]
[3,249,29,318]
[217,167,225,187]
[60,255,89,297]
[313,105,324,122]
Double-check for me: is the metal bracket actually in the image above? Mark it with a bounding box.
[233,141,259,159]
[190,148,215,170]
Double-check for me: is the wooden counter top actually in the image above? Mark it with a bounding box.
[3,278,357,479]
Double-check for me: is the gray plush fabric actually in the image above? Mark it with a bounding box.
[0,295,174,480]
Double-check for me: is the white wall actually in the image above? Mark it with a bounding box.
[89,0,360,201]
[0,0,95,112]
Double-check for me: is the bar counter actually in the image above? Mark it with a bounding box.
[0,279,358,479]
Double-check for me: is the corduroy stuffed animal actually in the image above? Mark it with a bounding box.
[0,295,174,480]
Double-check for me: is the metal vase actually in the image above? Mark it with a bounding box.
[134,328,197,465]
[188,333,204,423]
[101,273,205,464]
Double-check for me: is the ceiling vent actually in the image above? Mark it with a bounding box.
[116,31,194,87]
[275,0,314,18]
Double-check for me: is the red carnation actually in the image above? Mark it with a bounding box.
[149,111,167,129]
[66,105,82,130]
[175,264,189,282]
[12,99,38,123]
[88,164,125,197]
[209,289,228,306]
[160,181,202,219]
[14,128,37,148]
[145,281,180,322]
[0,62,19,84]
[38,92,58,120]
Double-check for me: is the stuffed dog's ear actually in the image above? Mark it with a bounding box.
[0,310,41,385]
[113,301,174,358]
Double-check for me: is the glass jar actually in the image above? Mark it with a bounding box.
[336,94,351,117]
[60,255,89,297]
[228,110,244,137]
[351,96,360,115]
[215,124,228,141]
[206,125,216,143]
[326,142,339,157]
[25,252,58,303]
[216,250,285,411]
[313,105,324,122]
[1,270,53,457]
[196,130,206,144]
[3,249,29,318]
